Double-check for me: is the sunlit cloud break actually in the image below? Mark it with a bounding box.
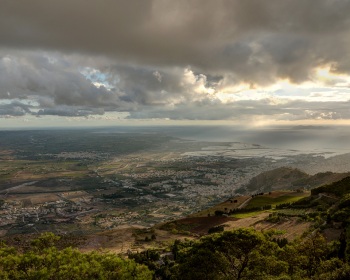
[1,0,350,126]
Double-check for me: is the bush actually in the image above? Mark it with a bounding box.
[0,233,153,280]
[208,225,225,234]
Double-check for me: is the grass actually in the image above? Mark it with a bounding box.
[231,210,268,218]
[246,193,309,208]
[190,196,250,218]
[231,192,310,218]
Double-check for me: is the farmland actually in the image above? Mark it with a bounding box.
[245,191,310,208]
[0,128,348,242]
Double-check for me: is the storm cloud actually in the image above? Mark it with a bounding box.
[1,0,350,121]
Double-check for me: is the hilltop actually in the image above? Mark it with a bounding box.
[237,166,350,193]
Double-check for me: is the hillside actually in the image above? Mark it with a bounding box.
[177,190,311,240]
[132,176,350,279]
[311,176,350,196]
[241,167,309,193]
[2,176,350,279]
[295,152,350,174]
[238,166,350,193]
[155,174,350,250]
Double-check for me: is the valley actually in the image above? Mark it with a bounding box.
[1,129,350,279]
[0,129,349,237]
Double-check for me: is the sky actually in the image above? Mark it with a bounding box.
[1,0,350,127]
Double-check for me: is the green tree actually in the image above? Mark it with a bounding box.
[174,228,287,280]
[0,233,153,280]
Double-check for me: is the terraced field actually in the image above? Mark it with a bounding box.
[245,191,310,208]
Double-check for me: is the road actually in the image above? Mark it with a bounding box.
[238,197,252,209]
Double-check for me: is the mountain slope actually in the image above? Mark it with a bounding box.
[239,167,350,193]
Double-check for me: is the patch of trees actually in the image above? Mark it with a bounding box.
[208,225,225,234]
[289,196,320,209]
[3,227,350,280]
[129,249,161,271]
[266,213,286,223]
[271,237,288,248]
[251,192,265,197]
[311,176,350,196]
[101,193,124,199]
[132,228,350,280]
[0,232,152,280]
[330,196,350,223]
[275,202,292,209]
[339,194,350,209]
[144,234,157,242]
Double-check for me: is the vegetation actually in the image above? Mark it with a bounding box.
[4,228,350,280]
[208,225,225,234]
[130,228,350,280]
[128,177,350,279]
[246,193,309,208]
[311,176,350,196]
[230,210,267,218]
[0,233,152,280]
[2,129,350,280]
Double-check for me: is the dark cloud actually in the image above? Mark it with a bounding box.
[0,101,32,116]
[1,49,350,121]
[1,0,350,83]
[1,1,350,121]
[36,106,104,117]
[0,50,219,116]
[0,51,121,107]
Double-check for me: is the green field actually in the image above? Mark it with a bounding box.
[246,192,309,208]
[231,210,268,218]
[231,192,310,218]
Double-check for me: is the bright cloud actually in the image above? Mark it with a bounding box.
[1,1,350,125]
